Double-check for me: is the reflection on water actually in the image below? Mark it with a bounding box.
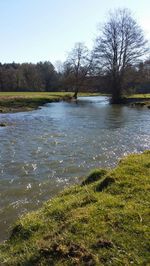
[0,96,150,241]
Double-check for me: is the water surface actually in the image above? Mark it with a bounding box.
[0,96,150,241]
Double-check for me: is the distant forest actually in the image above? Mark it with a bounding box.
[0,59,150,94]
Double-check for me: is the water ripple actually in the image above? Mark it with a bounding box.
[0,96,150,241]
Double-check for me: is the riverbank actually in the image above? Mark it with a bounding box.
[0,92,105,114]
[0,92,74,113]
[0,92,150,114]
[124,94,150,108]
[0,151,149,265]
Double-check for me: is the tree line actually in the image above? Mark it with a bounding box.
[0,61,60,92]
[0,9,149,103]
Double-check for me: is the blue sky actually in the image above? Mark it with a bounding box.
[0,0,149,64]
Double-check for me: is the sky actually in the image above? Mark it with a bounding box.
[0,0,150,65]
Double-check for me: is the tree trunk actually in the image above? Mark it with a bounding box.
[73,86,78,99]
[110,74,123,104]
[111,90,122,104]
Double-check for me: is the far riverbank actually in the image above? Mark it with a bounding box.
[0,92,105,114]
[0,92,150,115]
[0,92,73,113]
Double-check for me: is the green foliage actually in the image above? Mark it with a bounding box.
[0,151,150,265]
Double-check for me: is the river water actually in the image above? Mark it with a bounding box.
[0,96,150,241]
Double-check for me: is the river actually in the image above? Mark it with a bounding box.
[0,96,150,241]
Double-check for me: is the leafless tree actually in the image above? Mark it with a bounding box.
[66,42,93,98]
[94,8,148,103]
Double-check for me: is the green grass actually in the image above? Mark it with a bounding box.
[0,92,106,113]
[0,92,150,113]
[78,92,110,97]
[0,92,107,97]
[124,94,150,108]
[0,92,73,113]
[0,92,72,97]
[128,94,150,99]
[0,151,150,265]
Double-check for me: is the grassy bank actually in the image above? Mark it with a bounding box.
[124,94,150,108]
[0,92,150,114]
[0,92,74,113]
[128,93,150,99]
[0,92,105,113]
[0,151,149,265]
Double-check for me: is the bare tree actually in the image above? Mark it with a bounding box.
[66,42,93,98]
[94,8,148,103]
